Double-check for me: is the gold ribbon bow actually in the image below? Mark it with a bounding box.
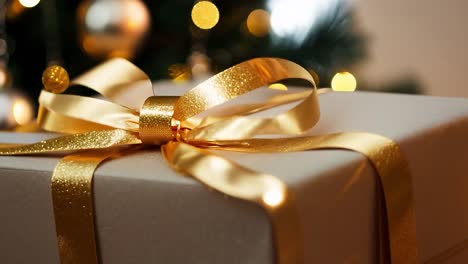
[0,58,418,263]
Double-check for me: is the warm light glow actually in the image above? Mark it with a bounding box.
[262,189,285,207]
[268,83,288,91]
[268,0,348,45]
[168,64,191,82]
[268,0,320,44]
[12,98,33,125]
[192,63,211,77]
[246,9,270,37]
[124,1,150,31]
[331,72,357,92]
[191,1,219,30]
[0,70,7,87]
[85,1,112,31]
[109,49,132,59]
[81,36,99,56]
[19,0,40,8]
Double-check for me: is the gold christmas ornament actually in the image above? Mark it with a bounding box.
[42,65,70,94]
[77,0,151,59]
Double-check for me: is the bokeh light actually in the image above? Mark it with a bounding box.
[191,1,220,30]
[168,64,191,82]
[268,83,288,91]
[262,189,285,207]
[268,0,346,45]
[12,98,33,125]
[0,70,7,88]
[247,9,270,37]
[331,72,357,92]
[19,0,40,8]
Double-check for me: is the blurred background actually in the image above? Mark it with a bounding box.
[0,0,467,128]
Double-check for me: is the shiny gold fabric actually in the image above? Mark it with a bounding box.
[0,57,419,264]
[140,96,178,144]
[52,148,124,264]
[162,141,303,264]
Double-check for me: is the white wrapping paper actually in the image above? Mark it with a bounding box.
[1,91,468,263]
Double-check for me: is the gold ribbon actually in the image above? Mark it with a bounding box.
[0,58,419,263]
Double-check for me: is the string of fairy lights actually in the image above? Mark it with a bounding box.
[189,0,357,92]
[12,0,360,94]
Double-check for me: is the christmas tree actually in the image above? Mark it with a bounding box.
[4,0,421,106]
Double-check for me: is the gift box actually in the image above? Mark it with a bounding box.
[2,87,468,263]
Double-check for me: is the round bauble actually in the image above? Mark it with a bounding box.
[77,0,151,59]
[42,65,70,94]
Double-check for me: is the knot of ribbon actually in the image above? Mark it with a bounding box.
[139,96,179,144]
[0,58,418,264]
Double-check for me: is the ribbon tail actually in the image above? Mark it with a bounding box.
[161,141,303,264]
[200,132,419,263]
[0,129,141,155]
[52,147,131,264]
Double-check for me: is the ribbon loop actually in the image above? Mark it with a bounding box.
[139,96,179,145]
[0,57,419,264]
